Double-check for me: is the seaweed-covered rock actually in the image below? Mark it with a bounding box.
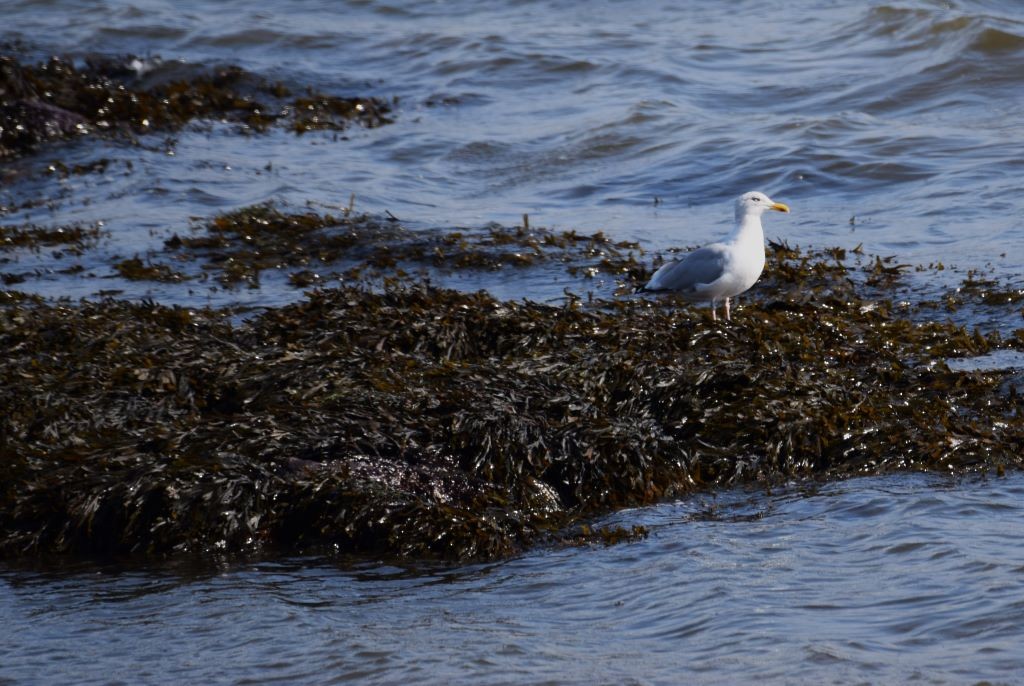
[0,54,393,158]
[1,248,1022,560]
[157,203,646,288]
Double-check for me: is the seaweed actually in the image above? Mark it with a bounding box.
[156,204,646,288]
[163,203,399,287]
[0,54,393,159]
[114,256,188,282]
[2,241,1023,561]
[0,221,104,252]
[955,270,1024,306]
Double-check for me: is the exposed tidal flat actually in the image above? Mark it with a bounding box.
[4,0,1024,683]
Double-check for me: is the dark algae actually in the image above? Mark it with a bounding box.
[1,221,106,284]
[156,203,646,289]
[0,54,393,158]
[114,256,187,283]
[2,239,1023,561]
[0,222,104,251]
[163,203,400,288]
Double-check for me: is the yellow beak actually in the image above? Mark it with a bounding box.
[771,202,790,213]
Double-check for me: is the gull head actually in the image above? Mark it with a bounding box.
[735,190,790,221]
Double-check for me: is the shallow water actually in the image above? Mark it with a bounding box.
[5,0,1024,308]
[3,472,1023,685]
[5,1,1024,683]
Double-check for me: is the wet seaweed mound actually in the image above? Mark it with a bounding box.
[0,54,392,158]
[155,202,646,289]
[2,246,1022,560]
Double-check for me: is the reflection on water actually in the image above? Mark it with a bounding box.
[3,472,1023,684]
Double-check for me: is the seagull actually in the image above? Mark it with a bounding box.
[640,191,790,321]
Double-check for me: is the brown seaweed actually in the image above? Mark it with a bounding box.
[0,54,393,159]
[0,221,104,251]
[2,241,1022,561]
[155,203,646,289]
[114,256,188,282]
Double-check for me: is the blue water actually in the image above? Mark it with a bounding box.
[3,473,1023,684]
[4,1,1024,683]
[5,1,1024,307]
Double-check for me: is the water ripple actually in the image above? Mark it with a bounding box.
[3,474,1024,683]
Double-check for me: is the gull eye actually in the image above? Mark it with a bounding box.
[751,196,761,202]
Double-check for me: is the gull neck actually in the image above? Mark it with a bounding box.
[727,212,765,244]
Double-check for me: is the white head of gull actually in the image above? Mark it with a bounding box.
[642,191,790,321]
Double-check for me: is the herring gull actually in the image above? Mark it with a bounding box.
[641,191,790,321]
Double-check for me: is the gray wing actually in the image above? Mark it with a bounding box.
[644,245,727,293]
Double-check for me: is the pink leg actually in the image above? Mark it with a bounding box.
[710,300,717,321]
[725,297,731,321]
